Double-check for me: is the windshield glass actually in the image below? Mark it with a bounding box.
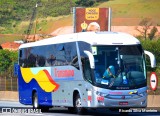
[93,45,146,90]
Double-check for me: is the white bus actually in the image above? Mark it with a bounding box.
[18,32,156,113]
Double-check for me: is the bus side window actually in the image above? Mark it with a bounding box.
[37,56,46,67]
[64,42,79,69]
[55,44,66,66]
[28,53,36,67]
[71,42,79,69]
[19,49,23,67]
[19,49,28,68]
[19,50,22,58]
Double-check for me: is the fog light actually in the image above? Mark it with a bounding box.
[97,96,104,101]
[141,100,146,105]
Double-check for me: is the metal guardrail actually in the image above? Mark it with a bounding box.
[0,76,18,91]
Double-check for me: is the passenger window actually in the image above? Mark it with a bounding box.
[19,50,22,58]
[37,56,46,67]
[27,53,36,67]
[64,42,79,69]
[19,49,25,67]
[55,44,66,66]
[19,42,79,68]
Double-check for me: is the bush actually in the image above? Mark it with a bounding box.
[148,26,158,40]
[75,0,95,7]
[140,39,160,72]
[0,50,18,73]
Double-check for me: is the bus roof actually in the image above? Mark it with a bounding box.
[19,32,140,49]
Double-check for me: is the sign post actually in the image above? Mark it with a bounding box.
[150,72,158,91]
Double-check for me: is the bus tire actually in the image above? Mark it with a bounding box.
[32,92,50,112]
[68,107,75,113]
[74,93,86,114]
[40,106,50,112]
[33,92,39,109]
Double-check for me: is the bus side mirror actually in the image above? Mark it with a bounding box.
[84,50,95,69]
[144,50,156,68]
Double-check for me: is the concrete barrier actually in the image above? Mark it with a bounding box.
[0,91,160,107]
[0,91,18,101]
[147,95,160,107]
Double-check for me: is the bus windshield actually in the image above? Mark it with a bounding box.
[93,45,146,90]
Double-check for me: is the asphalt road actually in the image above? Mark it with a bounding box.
[0,101,160,116]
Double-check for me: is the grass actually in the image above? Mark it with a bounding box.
[98,0,160,25]
[13,15,72,34]
[0,0,160,42]
[44,15,72,34]
[0,15,72,44]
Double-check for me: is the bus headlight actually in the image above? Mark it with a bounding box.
[95,91,108,102]
[139,91,146,97]
[96,91,108,97]
[141,100,146,105]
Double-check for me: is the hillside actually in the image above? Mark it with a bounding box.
[37,0,160,33]
[100,0,160,26]
[0,0,73,34]
[0,0,160,44]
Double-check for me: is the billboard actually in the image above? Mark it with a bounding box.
[73,7,111,33]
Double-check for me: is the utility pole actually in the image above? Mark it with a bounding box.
[24,0,41,43]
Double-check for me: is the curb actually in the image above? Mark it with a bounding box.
[0,91,18,102]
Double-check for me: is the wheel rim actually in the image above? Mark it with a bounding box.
[75,96,83,113]
[34,95,38,108]
[76,97,81,107]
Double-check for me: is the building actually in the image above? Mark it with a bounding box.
[1,42,21,51]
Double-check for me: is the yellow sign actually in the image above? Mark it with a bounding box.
[85,8,99,20]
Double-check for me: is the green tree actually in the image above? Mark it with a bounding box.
[0,50,18,72]
[140,39,160,72]
[8,50,18,76]
[135,18,152,40]
[75,0,95,7]
[0,50,12,72]
[148,26,158,40]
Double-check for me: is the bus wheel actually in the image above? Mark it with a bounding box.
[40,106,50,112]
[74,94,86,114]
[33,92,39,109]
[68,107,75,113]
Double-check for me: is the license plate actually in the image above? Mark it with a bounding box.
[119,102,128,105]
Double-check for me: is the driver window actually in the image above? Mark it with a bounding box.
[78,41,92,83]
[82,58,92,82]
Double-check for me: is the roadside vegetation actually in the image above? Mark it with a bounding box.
[0,0,107,34]
[0,0,160,34]
[0,50,18,76]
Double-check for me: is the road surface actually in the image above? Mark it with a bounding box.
[0,101,160,116]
